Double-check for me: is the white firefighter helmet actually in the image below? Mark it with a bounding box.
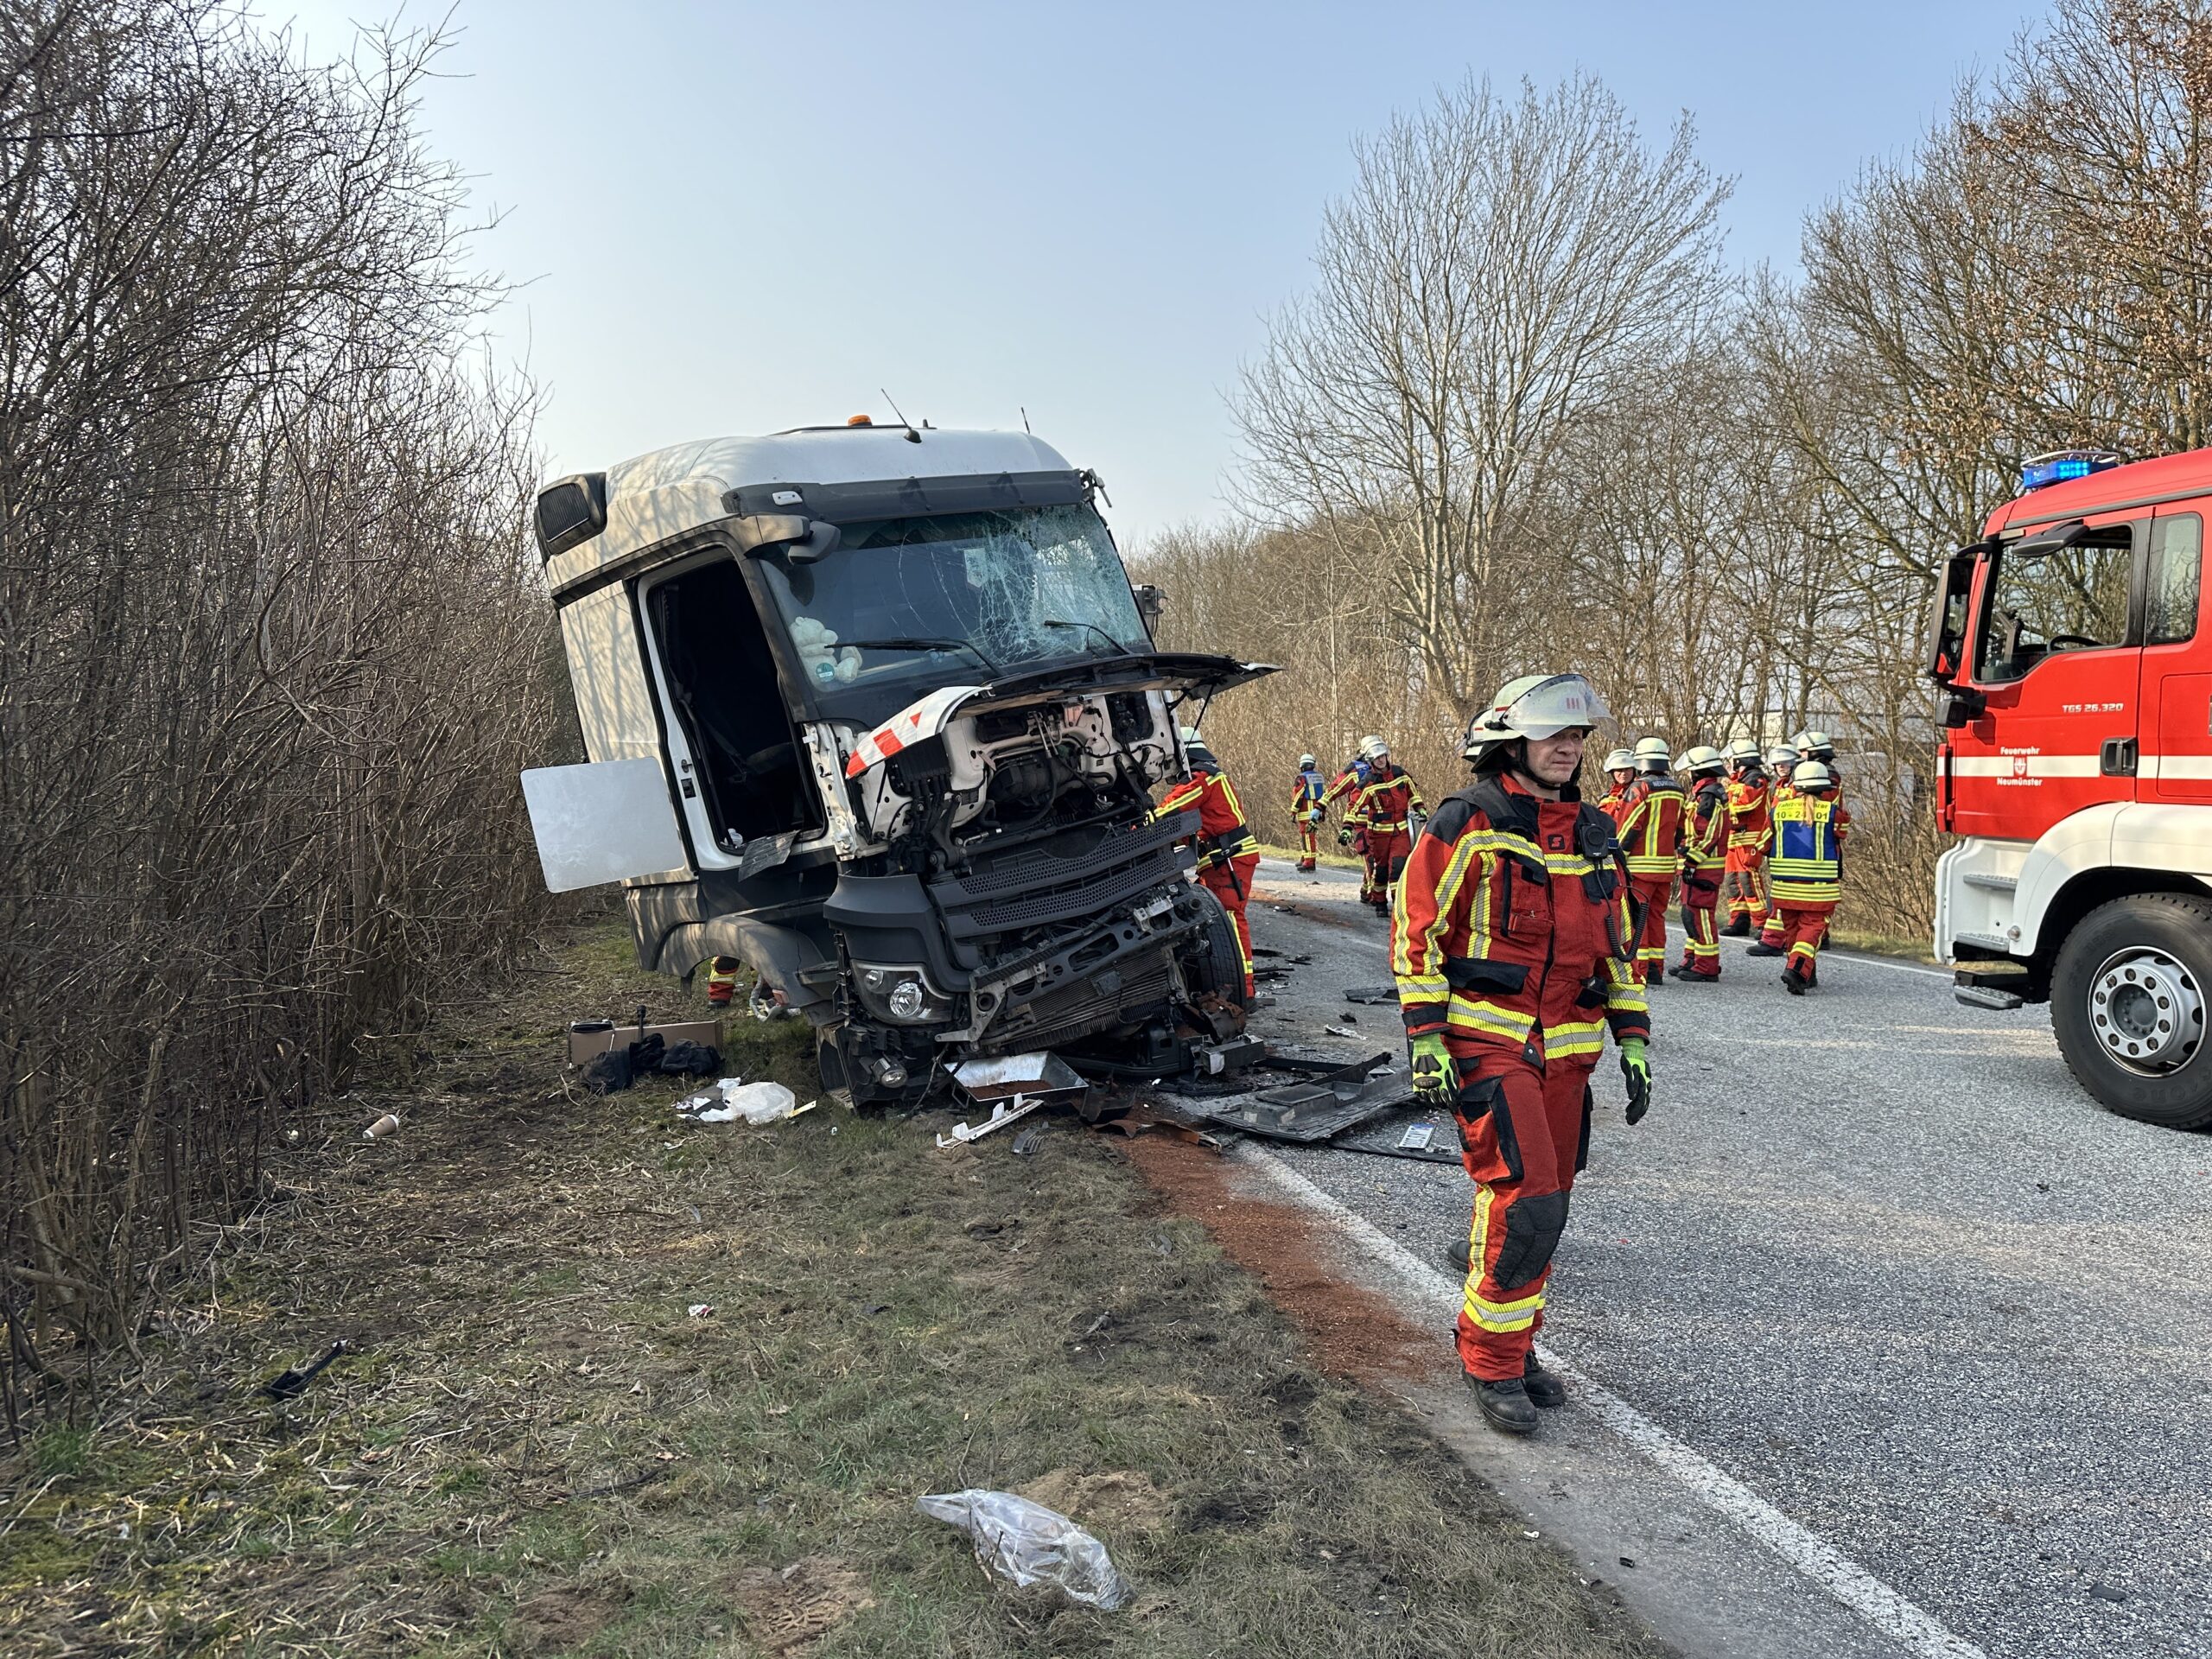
[1726,738,1761,766]
[1632,735,1672,772]
[1461,673,1611,760]
[1767,742,1801,770]
[1358,734,1390,761]
[1792,760,1836,791]
[1681,744,1727,777]
[1603,747,1637,772]
[1298,753,1317,769]
[1793,728,1836,759]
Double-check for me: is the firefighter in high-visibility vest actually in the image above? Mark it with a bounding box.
[1745,742,1802,957]
[1345,736,1426,916]
[1598,747,1637,822]
[1670,746,1729,982]
[1326,741,1379,900]
[1766,760,1851,994]
[1156,729,1261,997]
[1394,672,1649,1437]
[1612,736,1686,985]
[1290,753,1326,871]
[1720,739,1771,937]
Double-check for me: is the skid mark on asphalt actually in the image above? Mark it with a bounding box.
[1242,1146,1995,1659]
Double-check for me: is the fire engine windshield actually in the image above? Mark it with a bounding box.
[1975,527,2133,683]
[754,503,1151,713]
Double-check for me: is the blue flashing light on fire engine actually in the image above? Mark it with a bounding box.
[2020,448,2124,493]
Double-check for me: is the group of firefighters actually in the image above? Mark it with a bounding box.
[1156,677,1857,1437]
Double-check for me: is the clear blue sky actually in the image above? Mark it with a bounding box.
[276,0,2037,540]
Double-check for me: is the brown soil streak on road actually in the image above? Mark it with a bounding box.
[1123,1136,1451,1388]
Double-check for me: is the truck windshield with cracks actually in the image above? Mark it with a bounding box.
[523,422,1273,1107]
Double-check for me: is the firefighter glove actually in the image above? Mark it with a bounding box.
[1409,1032,1458,1106]
[1338,826,1356,847]
[1618,1037,1651,1126]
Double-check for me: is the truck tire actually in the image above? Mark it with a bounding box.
[1184,887,1250,1014]
[2050,893,2212,1130]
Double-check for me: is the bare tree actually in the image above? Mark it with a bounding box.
[1232,73,1730,718]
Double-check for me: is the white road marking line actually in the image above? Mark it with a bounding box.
[1238,1145,1993,1659]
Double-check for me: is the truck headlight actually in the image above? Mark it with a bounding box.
[853,963,952,1025]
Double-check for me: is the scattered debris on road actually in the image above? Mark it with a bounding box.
[361,1113,400,1141]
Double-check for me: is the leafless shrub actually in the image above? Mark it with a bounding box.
[0,2,563,1426]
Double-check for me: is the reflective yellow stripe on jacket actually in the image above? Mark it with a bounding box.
[1767,793,1841,905]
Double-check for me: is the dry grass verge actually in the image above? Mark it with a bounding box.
[1,921,1663,1658]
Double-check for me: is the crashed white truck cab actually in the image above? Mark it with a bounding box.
[521,421,1272,1106]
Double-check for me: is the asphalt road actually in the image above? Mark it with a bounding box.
[1237,856,2212,1659]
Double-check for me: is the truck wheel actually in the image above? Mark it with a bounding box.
[1184,887,1250,1014]
[2050,893,2212,1129]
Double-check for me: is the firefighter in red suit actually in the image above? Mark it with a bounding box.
[1345,735,1426,915]
[1155,729,1261,997]
[1395,674,1650,1437]
[1670,746,1729,982]
[1324,747,1376,900]
[1597,747,1637,822]
[1720,739,1772,937]
[1611,736,1686,986]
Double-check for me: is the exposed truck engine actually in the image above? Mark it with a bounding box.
[518,420,1272,1106]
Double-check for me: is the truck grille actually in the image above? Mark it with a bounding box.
[932,815,1193,942]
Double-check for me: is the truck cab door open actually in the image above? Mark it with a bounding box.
[521,757,690,892]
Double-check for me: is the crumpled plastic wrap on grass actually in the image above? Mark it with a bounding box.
[916,1489,1133,1610]
[677,1078,798,1125]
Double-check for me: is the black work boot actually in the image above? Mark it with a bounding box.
[1721,915,1751,938]
[1522,1352,1567,1408]
[1441,1236,1471,1275]
[1468,1374,1538,1435]
[1745,940,1783,957]
[1782,963,1808,995]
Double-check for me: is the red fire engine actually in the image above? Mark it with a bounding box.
[1928,447,2212,1128]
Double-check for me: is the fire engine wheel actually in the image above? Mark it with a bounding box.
[2050,893,2212,1130]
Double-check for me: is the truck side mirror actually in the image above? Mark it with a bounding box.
[536,473,607,560]
[785,521,842,564]
[1133,583,1164,638]
[734,514,839,563]
[1938,687,1986,729]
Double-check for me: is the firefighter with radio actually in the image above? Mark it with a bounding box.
[1745,741,1802,957]
[1598,747,1638,822]
[1346,736,1426,915]
[1671,746,1730,982]
[1612,736,1687,985]
[1766,760,1851,994]
[1290,753,1326,872]
[1720,740,1771,937]
[1395,673,1650,1436]
[1155,729,1262,997]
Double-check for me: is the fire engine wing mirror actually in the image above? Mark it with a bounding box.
[2011,518,2089,558]
[1924,541,1994,683]
[520,758,689,893]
